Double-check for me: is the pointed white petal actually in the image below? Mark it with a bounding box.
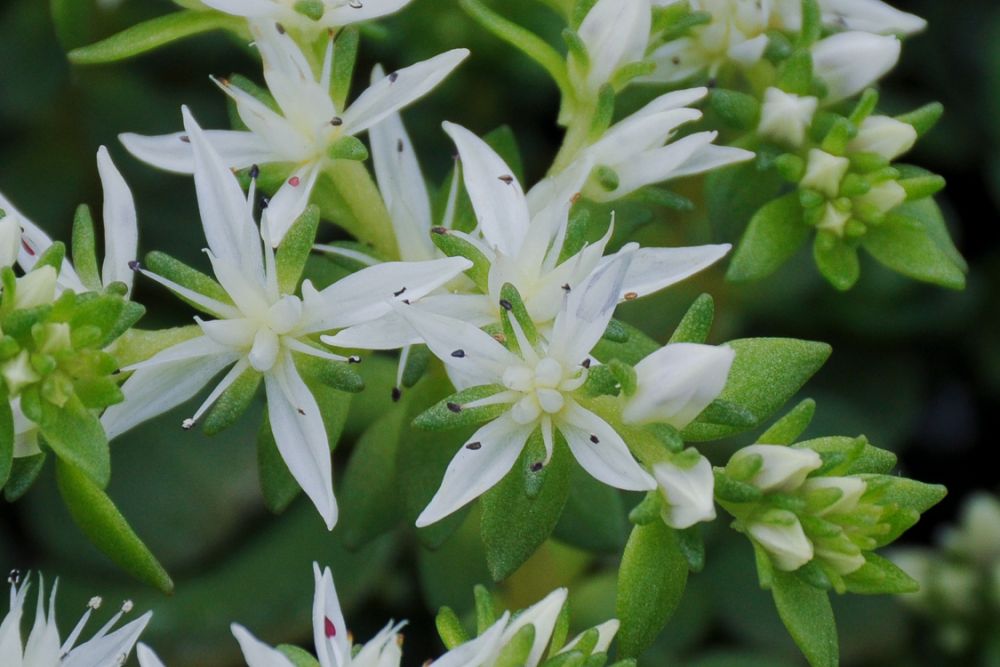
[0,581,29,666]
[96,146,138,293]
[323,0,412,25]
[137,644,167,667]
[265,355,338,529]
[263,161,323,246]
[62,612,152,667]
[301,256,471,333]
[647,38,709,84]
[230,624,296,667]
[23,578,59,667]
[560,402,656,491]
[442,122,530,256]
[119,130,275,174]
[591,108,704,166]
[392,304,517,387]
[821,0,926,35]
[182,107,266,273]
[577,0,651,91]
[630,87,709,119]
[312,564,351,667]
[653,453,717,529]
[560,619,620,655]
[605,132,714,199]
[101,337,238,439]
[609,243,730,300]
[201,0,278,17]
[624,343,735,428]
[500,588,567,666]
[430,612,510,667]
[213,78,314,162]
[416,413,534,527]
[811,32,901,104]
[340,49,469,136]
[3,193,85,291]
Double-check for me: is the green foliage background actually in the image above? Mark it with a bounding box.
[0,0,996,664]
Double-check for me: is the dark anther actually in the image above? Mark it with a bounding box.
[466,441,482,450]
[297,408,306,416]
[499,299,513,311]
[589,434,600,444]
[249,164,260,179]
[391,387,402,402]
[261,197,271,209]
[530,462,544,472]
[431,226,448,235]
[498,174,514,185]
[393,287,407,297]
[451,349,466,358]
[388,71,399,83]
[582,358,592,369]
[276,22,287,34]
[397,139,404,153]
[402,299,411,305]
[348,356,362,364]
[561,283,571,292]
[128,260,142,272]
[179,135,191,143]
[447,402,462,413]
[330,117,344,126]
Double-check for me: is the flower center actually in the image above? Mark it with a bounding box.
[503,357,587,425]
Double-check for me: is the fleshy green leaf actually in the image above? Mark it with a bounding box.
[0,397,12,489]
[3,453,46,502]
[203,368,262,436]
[727,193,809,283]
[616,521,689,657]
[68,10,248,64]
[414,384,509,431]
[71,204,102,291]
[436,606,470,650]
[431,228,491,291]
[770,569,838,667]
[553,462,627,552]
[56,460,173,592]
[813,234,859,291]
[276,205,320,295]
[757,399,816,445]
[38,394,110,488]
[277,645,321,667]
[668,294,715,344]
[710,89,761,130]
[330,26,359,110]
[144,251,233,307]
[842,553,919,595]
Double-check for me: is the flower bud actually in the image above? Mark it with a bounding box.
[748,510,814,571]
[813,533,866,574]
[12,398,41,458]
[730,444,823,493]
[0,212,21,269]
[801,476,867,517]
[943,492,1000,563]
[816,202,852,237]
[811,32,901,104]
[758,88,818,148]
[801,149,851,198]
[848,115,917,161]
[853,180,906,218]
[653,450,716,530]
[14,266,58,310]
[622,343,734,428]
[574,0,651,93]
[2,350,41,395]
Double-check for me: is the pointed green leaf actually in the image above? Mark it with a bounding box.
[278,645,321,667]
[144,251,233,308]
[813,234,860,291]
[757,399,816,445]
[71,204,102,291]
[668,294,715,344]
[331,27,360,110]
[616,521,689,657]
[842,553,919,595]
[475,584,498,634]
[203,368,262,436]
[68,10,248,64]
[38,394,110,488]
[728,193,809,283]
[436,606,470,650]
[770,569,838,667]
[0,398,12,489]
[56,460,173,592]
[553,462,627,552]
[3,453,46,501]
[431,228,491,292]
[276,205,320,295]
[497,625,536,667]
[414,384,509,431]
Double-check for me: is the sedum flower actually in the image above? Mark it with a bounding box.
[396,254,656,527]
[847,114,917,161]
[758,87,819,148]
[653,451,717,529]
[121,21,468,245]
[747,509,815,571]
[730,444,823,493]
[569,0,652,95]
[810,31,901,104]
[0,573,152,667]
[101,108,470,529]
[0,211,19,268]
[138,563,403,667]
[775,0,926,36]
[201,0,413,33]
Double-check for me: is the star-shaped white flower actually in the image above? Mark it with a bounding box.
[325,119,735,353]
[396,253,656,527]
[201,0,414,34]
[0,573,151,667]
[121,20,468,245]
[137,563,402,667]
[101,108,470,529]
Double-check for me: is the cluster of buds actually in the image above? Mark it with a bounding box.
[718,436,945,591]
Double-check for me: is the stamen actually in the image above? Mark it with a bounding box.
[451,349,465,358]
[288,176,301,187]
[393,287,407,297]
[431,226,448,235]
[249,164,260,180]
[276,22,287,34]
[447,402,462,413]
[492,333,507,344]
[499,299,512,311]
[330,117,344,126]
[121,600,134,613]
[397,139,404,153]
[498,174,514,185]
[88,597,102,610]
[530,462,544,472]
[325,617,337,638]
[581,358,591,369]
[179,135,191,144]
[181,419,195,430]
[7,569,20,585]
[388,72,399,83]
[561,283,571,292]
[624,292,638,301]
[590,434,600,444]
[465,441,482,450]
[128,260,141,271]
[391,387,402,402]
[348,356,362,364]
[570,192,582,204]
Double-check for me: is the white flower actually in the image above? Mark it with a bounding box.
[395,254,656,527]
[811,31,901,104]
[101,108,471,529]
[121,21,468,245]
[621,342,734,428]
[433,589,614,667]
[801,149,851,198]
[847,115,917,161]
[12,267,57,311]
[943,492,1000,564]
[325,121,732,352]
[776,0,926,36]
[653,451,717,529]
[201,0,413,33]
[814,543,866,575]
[748,510,815,571]
[801,476,867,516]
[0,574,152,667]
[3,147,138,297]
[575,88,755,202]
[646,0,774,84]
[853,181,906,217]
[758,87,819,147]
[0,211,20,268]
[731,444,823,493]
[816,202,851,237]
[138,563,403,667]
[570,0,652,94]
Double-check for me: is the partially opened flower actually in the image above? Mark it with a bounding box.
[201,0,414,33]
[810,31,901,103]
[397,254,656,527]
[102,108,471,529]
[569,0,652,95]
[121,21,468,245]
[0,573,152,667]
[652,451,717,529]
[775,0,926,36]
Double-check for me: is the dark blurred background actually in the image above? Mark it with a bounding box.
[0,1,996,664]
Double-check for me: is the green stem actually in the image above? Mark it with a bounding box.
[548,97,597,177]
[320,161,399,260]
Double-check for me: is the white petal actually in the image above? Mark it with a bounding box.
[369,68,435,262]
[265,355,338,529]
[443,122,530,256]
[624,343,735,428]
[629,87,708,120]
[137,644,167,667]
[182,107,265,273]
[727,33,770,66]
[119,130,275,174]
[392,304,518,387]
[0,581,29,666]
[341,49,470,136]
[62,612,152,667]
[201,0,278,17]
[500,588,567,666]
[302,256,472,333]
[96,146,138,293]
[323,0,412,25]
[213,78,314,161]
[611,243,730,300]
[23,578,59,667]
[820,0,926,35]
[647,38,709,84]
[560,619,620,655]
[811,32,900,104]
[101,337,238,439]
[576,0,651,91]
[431,612,510,667]
[262,161,323,246]
[312,564,351,667]
[230,624,296,667]
[416,413,534,527]
[559,402,655,491]
[733,444,823,493]
[3,193,85,291]
[653,454,717,529]
[591,108,704,166]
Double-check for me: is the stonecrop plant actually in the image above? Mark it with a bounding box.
[0,0,966,665]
